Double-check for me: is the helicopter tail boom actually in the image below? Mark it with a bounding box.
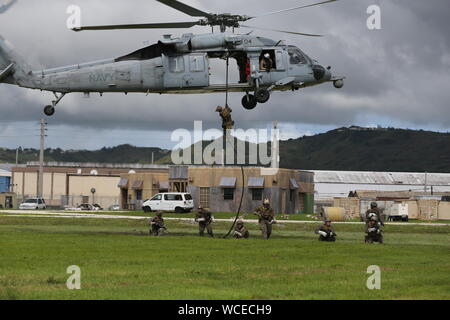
[0,35,34,85]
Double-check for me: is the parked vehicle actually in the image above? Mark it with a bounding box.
[75,203,102,211]
[142,193,194,213]
[108,204,121,211]
[19,198,46,210]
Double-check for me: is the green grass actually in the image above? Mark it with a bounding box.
[0,215,449,300]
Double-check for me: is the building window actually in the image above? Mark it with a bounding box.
[252,188,263,201]
[199,187,210,208]
[223,188,235,201]
[135,190,143,201]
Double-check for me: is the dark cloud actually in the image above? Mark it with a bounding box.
[0,0,449,149]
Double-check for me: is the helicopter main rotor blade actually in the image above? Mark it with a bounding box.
[156,0,211,17]
[73,21,200,31]
[0,0,17,14]
[249,0,337,20]
[240,25,323,37]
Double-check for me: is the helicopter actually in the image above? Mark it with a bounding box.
[0,0,345,116]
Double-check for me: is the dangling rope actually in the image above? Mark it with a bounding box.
[223,165,245,238]
[220,54,246,238]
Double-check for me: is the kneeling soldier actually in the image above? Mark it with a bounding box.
[150,211,166,236]
[365,218,383,244]
[254,199,276,240]
[315,219,337,242]
[195,206,214,237]
[234,220,250,239]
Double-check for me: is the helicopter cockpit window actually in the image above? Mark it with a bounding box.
[169,56,185,73]
[288,48,307,65]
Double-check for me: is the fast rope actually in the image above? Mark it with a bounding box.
[220,54,245,238]
[223,165,245,238]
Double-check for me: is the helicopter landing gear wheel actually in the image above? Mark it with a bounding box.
[242,94,258,110]
[255,88,270,103]
[44,105,55,116]
[43,92,66,117]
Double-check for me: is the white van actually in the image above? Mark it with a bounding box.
[142,193,194,213]
[19,198,46,210]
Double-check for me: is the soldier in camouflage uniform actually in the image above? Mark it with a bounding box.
[216,105,235,131]
[234,220,250,239]
[149,211,166,236]
[195,206,214,237]
[315,219,337,242]
[365,216,383,244]
[254,199,276,240]
[365,202,384,233]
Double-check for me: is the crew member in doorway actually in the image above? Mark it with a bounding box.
[260,53,273,72]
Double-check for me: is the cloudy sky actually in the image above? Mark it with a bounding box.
[0,0,449,150]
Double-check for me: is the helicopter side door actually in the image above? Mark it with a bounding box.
[258,49,287,85]
[163,53,209,89]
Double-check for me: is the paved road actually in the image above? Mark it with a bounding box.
[1,210,449,227]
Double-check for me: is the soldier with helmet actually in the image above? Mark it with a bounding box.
[216,105,235,131]
[365,215,383,244]
[254,199,276,240]
[365,202,384,232]
[195,206,214,237]
[315,218,337,242]
[149,211,166,236]
[234,220,250,239]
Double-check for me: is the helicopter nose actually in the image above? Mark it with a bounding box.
[312,65,330,81]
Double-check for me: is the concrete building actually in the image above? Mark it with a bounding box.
[334,190,450,221]
[121,166,315,214]
[0,168,11,193]
[11,162,169,208]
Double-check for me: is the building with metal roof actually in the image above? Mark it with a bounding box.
[312,170,450,201]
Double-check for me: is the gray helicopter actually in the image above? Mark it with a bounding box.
[0,0,344,116]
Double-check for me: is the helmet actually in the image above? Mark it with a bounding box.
[371,202,378,208]
[156,211,163,216]
[263,199,270,205]
[264,53,270,58]
[324,219,331,223]
[237,219,244,225]
[216,106,223,112]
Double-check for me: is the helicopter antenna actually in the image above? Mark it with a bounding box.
[73,0,338,37]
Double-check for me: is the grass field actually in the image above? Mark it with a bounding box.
[0,214,449,300]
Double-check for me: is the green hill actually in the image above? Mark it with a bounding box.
[2,127,450,172]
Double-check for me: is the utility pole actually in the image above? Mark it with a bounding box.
[15,146,21,165]
[37,119,46,198]
[424,171,428,193]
